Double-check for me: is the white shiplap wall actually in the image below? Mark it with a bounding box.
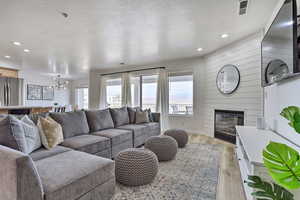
[202,33,264,136]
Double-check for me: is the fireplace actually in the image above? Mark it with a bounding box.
[214,109,244,143]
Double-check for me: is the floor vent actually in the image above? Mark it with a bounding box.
[239,0,249,15]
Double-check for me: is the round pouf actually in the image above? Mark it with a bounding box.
[164,129,188,148]
[115,148,158,186]
[145,136,178,161]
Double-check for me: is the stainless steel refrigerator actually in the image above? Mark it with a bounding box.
[0,77,24,106]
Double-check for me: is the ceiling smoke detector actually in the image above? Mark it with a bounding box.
[239,0,249,15]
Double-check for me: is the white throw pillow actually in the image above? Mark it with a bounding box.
[21,115,42,153]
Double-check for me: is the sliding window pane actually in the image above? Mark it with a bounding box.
[142,75,158,111]
[106,78,122,108]
[75,88,89,110]
[169,74,193,115]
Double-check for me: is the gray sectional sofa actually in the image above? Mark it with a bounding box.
[0,107,161,200]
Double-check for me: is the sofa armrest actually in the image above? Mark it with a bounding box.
[0,145,43,200]
[151,113,160,123]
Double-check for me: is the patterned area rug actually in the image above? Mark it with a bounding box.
[112,143,223,200]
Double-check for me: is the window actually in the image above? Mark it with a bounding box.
[169,73,193,115]
[75,88,89,110]
[106,78,122,108]
[142,75,158,111]
[129,74,158,111]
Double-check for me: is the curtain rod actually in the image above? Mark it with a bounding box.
[99,66,165,76]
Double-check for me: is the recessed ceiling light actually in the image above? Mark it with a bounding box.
[197,48,203,52]
[24,49,30,53]
[4,55,10,59]
[221,34,229,38]
[13,41,21,46]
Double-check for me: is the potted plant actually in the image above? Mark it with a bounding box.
[247,106,300,200]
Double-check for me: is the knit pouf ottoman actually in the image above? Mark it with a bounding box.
[115,148,158,186]
[164,129,188,148]
[145,136,178,161]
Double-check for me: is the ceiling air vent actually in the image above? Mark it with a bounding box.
[239,0,249,15]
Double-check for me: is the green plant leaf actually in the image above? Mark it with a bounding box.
[280,106,300,133]
[247,175,294,200]
[263,142,300,190]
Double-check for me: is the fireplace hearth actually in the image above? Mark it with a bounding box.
[214,109,244,143]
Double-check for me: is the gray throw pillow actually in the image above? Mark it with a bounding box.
[85,109,114,132]
[145,108,154,122]
[110,107,130,127]
[0,115,28,153]
[21,115,42,153]
[135,110,150,124]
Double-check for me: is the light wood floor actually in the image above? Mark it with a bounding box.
[189,134,246,200]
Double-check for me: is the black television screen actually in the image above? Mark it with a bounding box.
[261,0,299,87]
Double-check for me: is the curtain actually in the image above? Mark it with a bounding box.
[99,76,107,109]
[156,69,169,131]
[121,73,132,107]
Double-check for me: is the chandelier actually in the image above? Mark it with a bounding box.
[54,75,69,90]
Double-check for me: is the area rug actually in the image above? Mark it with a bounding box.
[112,143,224,200]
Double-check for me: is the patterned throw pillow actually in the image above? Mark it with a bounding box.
[37,117,64,149]
[135,110,150,124]
[145,108,154,122]
[21,115,42,153]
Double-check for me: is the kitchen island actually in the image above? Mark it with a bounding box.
[0,106,53,115]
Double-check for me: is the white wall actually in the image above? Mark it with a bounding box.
[19,70,71,107]
[89,32,263,136]
[264,0,300,144]
[202,33,264,136]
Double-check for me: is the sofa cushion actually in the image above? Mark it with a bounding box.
[142,122,160,136]
[30,146,72,161]
[127,107,139,124]
[117,124,148,138]
[110,107,129,127]
[0,115,28,153]
[92,129,133,145]
[85,109,114,132]
[35,150,115,200]
[50,111,90,138]
[60,135,110,154]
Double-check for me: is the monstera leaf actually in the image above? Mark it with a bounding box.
[263,142,300,190]
[280,106,300,133]
[247,175,294,200]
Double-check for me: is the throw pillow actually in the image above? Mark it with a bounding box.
[145,108,154,122]
[0,115,28,153]
[21,115,42,153]
[135,110,150,124]
[38,117,64,149]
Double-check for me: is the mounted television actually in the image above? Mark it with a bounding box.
[261,0,300,87]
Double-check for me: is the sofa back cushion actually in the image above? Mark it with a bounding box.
[50,111,90,138]
[110,107,129,127]
[85,109,114,132]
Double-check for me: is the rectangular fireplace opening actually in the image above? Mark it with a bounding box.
[214,109,244,143]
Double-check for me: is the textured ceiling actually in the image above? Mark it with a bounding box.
[0,0,279,79]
